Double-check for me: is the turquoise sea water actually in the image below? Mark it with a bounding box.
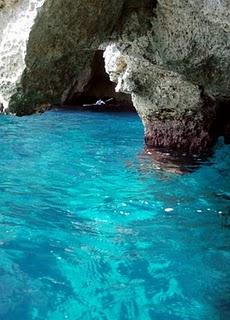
[0,110,229,320]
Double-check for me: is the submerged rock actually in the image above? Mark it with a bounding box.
[0,0,229,154]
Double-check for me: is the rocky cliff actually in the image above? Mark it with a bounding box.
[0,0,45,110]
[0,0,229,154]
[104,0,230,154]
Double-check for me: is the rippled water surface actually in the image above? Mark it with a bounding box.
[0,110,229,320]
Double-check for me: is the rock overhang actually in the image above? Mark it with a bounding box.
[0,0,229,154]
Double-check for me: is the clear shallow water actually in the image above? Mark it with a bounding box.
[0,110,229,320]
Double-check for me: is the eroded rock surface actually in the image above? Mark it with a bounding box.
[104,0,230,154]
[8,0,125,115]
[0,0,45,110]
[0,0,229,154]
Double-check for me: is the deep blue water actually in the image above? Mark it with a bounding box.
[0,110,229,320]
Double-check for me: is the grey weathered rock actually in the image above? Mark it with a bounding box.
[104,0,230,154]
[0,0,229,154]
[0,0,45,111]
[8,0,125,115]
[0,0,19,9]
[104,45,217,154]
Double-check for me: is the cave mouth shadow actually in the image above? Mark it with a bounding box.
[216,99,230,144]
[60,49,229,173]
[63,50,136,113]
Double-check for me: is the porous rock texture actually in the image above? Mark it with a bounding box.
[0,0,230,154]
[104,0,230,154]
[0,0,45,110]
[6,0,125,115]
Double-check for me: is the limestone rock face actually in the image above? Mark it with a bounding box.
[111,0,230,98]
[8,0,125,115]
[0,0,229,154]
[151,0,230,99]
[104,0,230,154]
[104,45,217,154]
[0,0,19,9]
[0,0,45,110]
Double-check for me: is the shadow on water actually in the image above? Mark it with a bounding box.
[136,147,212,175]
[215,295,230,320]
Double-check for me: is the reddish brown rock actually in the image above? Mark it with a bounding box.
[144,111,217,155]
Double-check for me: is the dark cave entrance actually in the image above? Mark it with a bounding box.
[64,50,135,112]
[216,100,230,144]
